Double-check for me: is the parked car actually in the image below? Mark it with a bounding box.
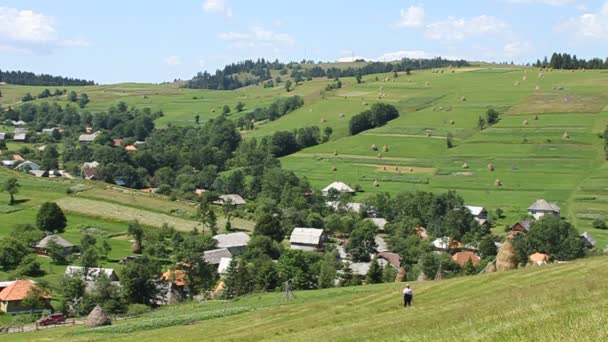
[38,313,65,326]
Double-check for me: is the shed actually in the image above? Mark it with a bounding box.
[213,194,246,206]
[378,251,400,268]
[35,235,75,255]
[289,228,325,251]
[0,133,6,140]
[527,199,560,220]
[212,232,250,255]
[326,201,363,213]
[511,219,533,233]
[13,133,27,142]
[203,248,232,265]
[79,131,100,143]
[322,181,355,195]
[580,231,596,249]
[465,205,488,219]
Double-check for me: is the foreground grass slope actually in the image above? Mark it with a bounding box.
[8,255,608,341]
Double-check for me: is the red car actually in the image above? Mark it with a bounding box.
[38,313,66,326]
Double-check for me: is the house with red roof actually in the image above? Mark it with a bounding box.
[452,251,481,267]
[0,279,51,314]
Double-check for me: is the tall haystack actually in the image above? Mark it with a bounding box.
[535,85,540,91]
[462,162,469,169]
[382,144,389,152]
[86,305,112,327]
[522,120,528,125]
[416,272,428,281]
[333,150,338,156]
[320,118,326,123]
[450,120,455,125]
[534,115,539,120]
[460,96,467,101]
[377,153,382,158]
[370,144,378,151]
[487,163,495,172]
[331,165,337,172]
[395,267,406,282]
[339,113,345,118]
[373,179,379,187]
[563,131,570,139]
[496,240,517,272]
[494,179,502,187]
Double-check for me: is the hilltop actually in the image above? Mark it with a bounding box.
[4,255,608,341]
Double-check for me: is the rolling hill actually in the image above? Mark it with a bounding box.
[5,254,608,341]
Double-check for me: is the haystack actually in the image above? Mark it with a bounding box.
[382,144,389,152]
[494,179,502,187]
[522,76,527,81]
[417,272,428,281]
[496,240,517,272]
[460,96,466,101]
[320,118,326,123]
[373,179,379,187]
[410,167,414,172]
[514,81,520,86]
[377,153,382,158]
[383,166,387,171]
[450,120,455,125]
[370,144,378,151]
[522,120,528,125]
[395,267,406,282]
[487,163,494,172]
[395,166,399,171]
[563,131,570,139]
[86,305,111,327]
[331,165,337,171]
[462,162,469,169]
[535,85,540,91]
[426,132,431,137]
[425,81,430,87]
[339,113,345,118]
[534,115,539,120]
[333,150,338,156]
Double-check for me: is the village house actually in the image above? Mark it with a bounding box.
[326,201,363,213]
[13,133,27,142]
[34,235,75,255]
[452,251,481,266]
[367,217,388,232]
[322,181,355,196]
[14,161,40,172]
[41,128,58,135]
[81,161,100,180]
[11,120,27,126]
[213,194,246,206]
[289,228,325,251]
[65,266,121,294]
[348,259,389,277]
[0,280,51,314]
[511,219,533,234]
[580,232,596,249]
[78,131,100,143]
[527,199,560,220]
[203,248,232,265]
[212,232,250,256]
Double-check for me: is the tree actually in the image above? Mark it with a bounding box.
[22,93,34,102]
[254,213,284,242]
[318,257,337,289]
[101,239,112,259]
[277,249,321,290]
[339,262,356,287]
[222,105,231,115]
[22,286,48,314]
[486,109,499,126]
[479,236,498,259]
[446,132,454,149]
[195,114,200,124]
[356,71,362,84]
[121,255,161,305]
[176,256,217,298]
[36,202,67,233]
[235,102,245,112]
[0,237,29,271]
[78,93,90,108]
[59,274,87,317]
[14,255,43,277]
[366,257,383,284]
[592,218,607,229]
[67,91,78,102]
[2,177,20,205]
[80,246,99,268]
[128,220,144,253]
[285,79,293,92]
[322,126,333,142]
[346,221,377,262]
[527,216,584,260]
[477,116,486,130]
[462,258,476,275]
[46,239,68,265]
[382,264,397,283]
[223,258,254,298]
[91,272,127,314]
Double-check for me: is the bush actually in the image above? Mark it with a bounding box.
[127,304,151,316]
[349,103,399,135]
[592,218,607,229]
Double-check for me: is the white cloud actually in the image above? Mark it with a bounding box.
[397,5,425,28]
[503,41,532,57]
[219,26,295,49]
[0,7,90,53]
[336,50,439,63]
[425,15,510,41]
[558,2,608,40]
[202,0,232,17]
[507,0,579,6]
[165,55,182,66]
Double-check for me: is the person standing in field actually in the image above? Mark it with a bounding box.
[403,285,413,307]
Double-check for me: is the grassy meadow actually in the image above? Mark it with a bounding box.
[4,255,608,341]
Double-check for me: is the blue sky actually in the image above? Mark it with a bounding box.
[1,0,608,84]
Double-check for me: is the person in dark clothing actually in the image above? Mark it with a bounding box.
[403,285,413,307]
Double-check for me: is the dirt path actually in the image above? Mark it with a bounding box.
[363,133,448,140]
[291,153,415,162]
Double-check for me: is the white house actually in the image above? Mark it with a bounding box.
[527,199,560,220]
[217,257,233,275]
[322,181,355,195]
[289,228,325,251]
[212,232,250,255]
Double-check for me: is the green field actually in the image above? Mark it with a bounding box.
[4,255,608,341]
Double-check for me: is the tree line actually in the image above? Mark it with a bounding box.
[0,69,94,86]
[533,52,608,70]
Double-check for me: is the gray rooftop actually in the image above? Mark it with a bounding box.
[35,235,74,249]
[290,228,324,245]
[213,232,250,249]
[203,248,232,265]
[213,194,246,205]
[528,199,560,212]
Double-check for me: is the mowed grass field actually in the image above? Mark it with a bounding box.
[2,65,608,247]
[5,255,608,341]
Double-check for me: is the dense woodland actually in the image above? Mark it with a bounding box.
[533,52,608,70]
[0,69,94,86]
[184,57,469,90]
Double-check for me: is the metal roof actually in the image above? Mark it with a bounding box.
[36,235,75,248]
[322,181,354,193]
[290,228,324,245]
[65,266,118,281]
[213,232,250,249]
[528,199,560,212]
[203,248,232,265]
[465,205,486,217]
[213,194,246,205]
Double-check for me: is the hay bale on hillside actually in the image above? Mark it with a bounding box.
[377,153,382,158]
[495,179,502,187]
[382,145,389,152]
[383,166,387,171]
[370,144,378,151]
[462,162,469,169]
[450,120,455,125]
[339,113,345,118]
[563,131,570,139]
[522,76,527,81]
[395,166,399,171]
[460,96,467,101]
[86,305,112,327]
[333,150,338,156]
[331,165,337,172]
[523,120,529,125]
[535,85,540,91]
[417,272,428,281]
[534,115,539,120]
[514,81,520,86]
[496,240,517,271]
[426,132,431,137]
[487,163,495,172]
[373,179,379,187]
[410,167,414,172]
[320,118,326,123]
[425,81,430,87]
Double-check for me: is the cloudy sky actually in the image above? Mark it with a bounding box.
[2,0,608,83]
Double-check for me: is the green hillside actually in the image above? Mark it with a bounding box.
[5,255,608,341]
